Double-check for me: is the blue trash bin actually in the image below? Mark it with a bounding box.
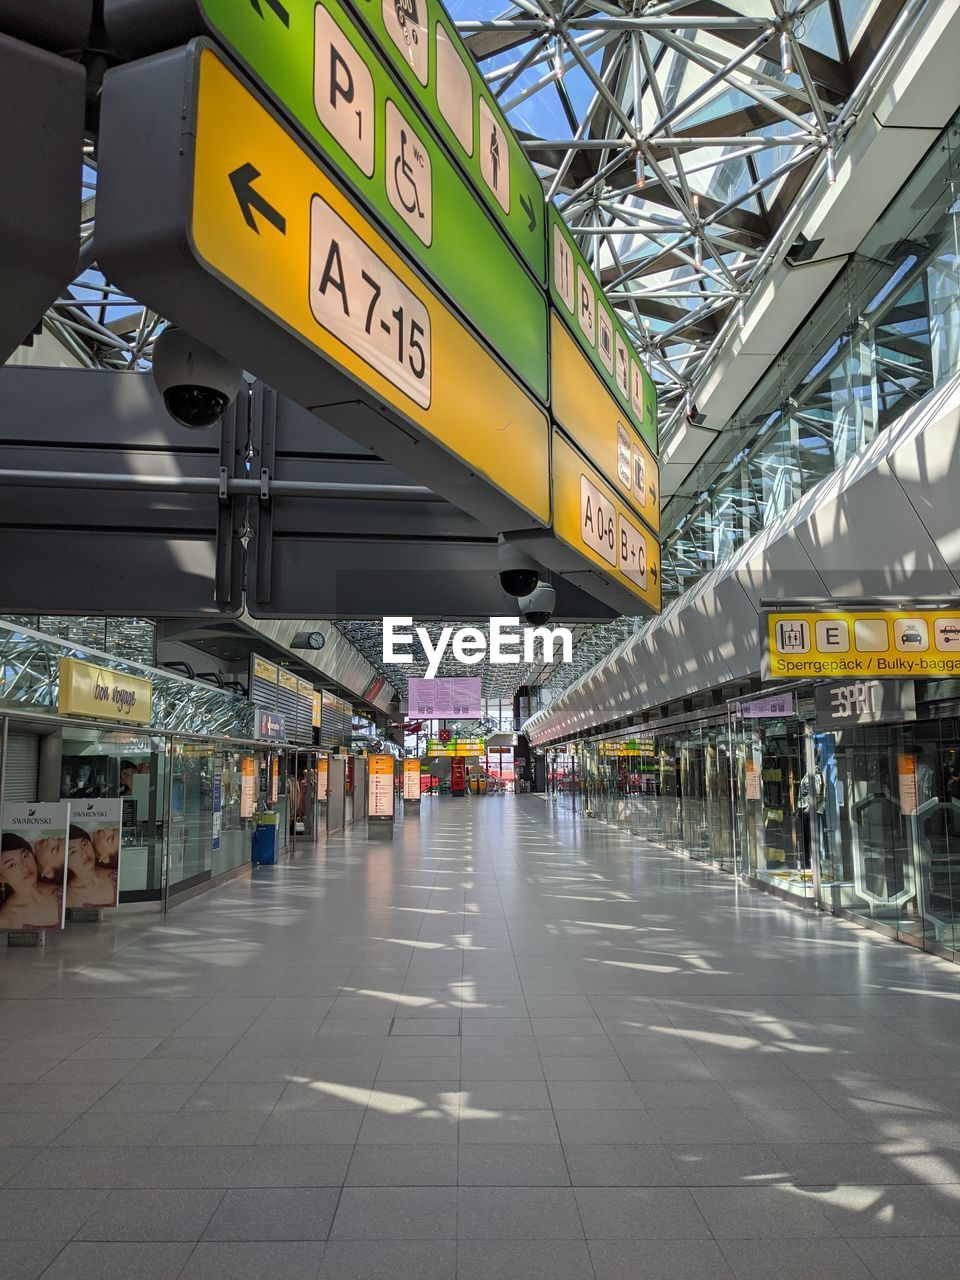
[251,814,278,865]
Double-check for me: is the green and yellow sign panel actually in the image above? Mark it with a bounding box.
[763,609,960,680]
[426,738,485,756]
[549,206,657,452]
[196,0,548,402]
[190,46,550,525]
[343,0,546,282]
[551,315,659,536]
[552,429,661,614]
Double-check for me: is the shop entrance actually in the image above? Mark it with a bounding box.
[732,704,810,902]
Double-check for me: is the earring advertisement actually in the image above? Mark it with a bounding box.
[0,802,71,930]
[67,799,123,909]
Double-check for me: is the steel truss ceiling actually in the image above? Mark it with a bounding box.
[25,1,922,701]
[47,3,917,432]
[457,0,916,438]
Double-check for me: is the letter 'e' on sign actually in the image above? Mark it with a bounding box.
[314,5,375,178]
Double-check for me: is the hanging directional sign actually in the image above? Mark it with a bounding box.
[507,431,661,616]
[184,0,548,402]
[340,0,546,283]
[96,42,550,535]
[550,207,657,452]
[762,608,960,681]
[550,315,660,536]
[549,431,660,614]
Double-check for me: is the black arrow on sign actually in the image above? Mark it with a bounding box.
[650,482,657,503]
[650,564,658,584]
[230,163,287,236]
[250,0,290,26]
[519,192,537,232]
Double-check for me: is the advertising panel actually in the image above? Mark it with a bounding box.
[0,802,70,930]
[67,799,123,910]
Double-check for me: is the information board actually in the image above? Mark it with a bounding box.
[278,668,300,728]
[296,677,315,742]
[551,314,659,534]
[403,757,421,801]
[96,42,552,538]
[320,691,353,748]
[762,609,960,680]
[343,0,546,282]
[250,654,280,712]
[551,430,661,614]
[408,676,482,719]
[426,737,484,756]
[195,0,548,402]
[368,754,395,819]
[549,207,657,450]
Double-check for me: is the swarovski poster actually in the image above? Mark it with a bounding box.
[0,802,70,930]
[68,799,123,909]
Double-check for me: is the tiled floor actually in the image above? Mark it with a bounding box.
[4,795,960,1278]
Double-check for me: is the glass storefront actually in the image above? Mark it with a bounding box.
[546,685,960,964]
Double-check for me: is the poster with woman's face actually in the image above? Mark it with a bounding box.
[0,803,70,930]
[67,800,123,910]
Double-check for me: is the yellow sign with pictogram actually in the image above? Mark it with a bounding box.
[189,46,550,525]
[763,609,960,679]
[551,431,661,613]
[550,315,660,535]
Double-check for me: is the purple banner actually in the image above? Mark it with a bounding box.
[737,692,795,719]
[408,677,482,720]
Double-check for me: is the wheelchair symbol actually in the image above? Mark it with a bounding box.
[394,128,425,222]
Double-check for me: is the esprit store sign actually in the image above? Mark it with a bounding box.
[57,658,152,724]
[383,617,573,679]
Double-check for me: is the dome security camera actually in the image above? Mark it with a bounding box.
[151,327,243,429]
[519,582,556,627]
[497,535,542,599]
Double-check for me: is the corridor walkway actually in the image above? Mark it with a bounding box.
[4,797,960,1280]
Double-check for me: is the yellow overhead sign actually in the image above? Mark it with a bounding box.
[191,48,550,524]
[763,609,960,679]
[57,658,153,725]
[550,315,660,535]
[552,430,661,612]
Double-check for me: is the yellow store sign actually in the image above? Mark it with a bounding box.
[763,609,960,679]
[58,658,153,725]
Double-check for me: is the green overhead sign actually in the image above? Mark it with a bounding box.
[198,0,548,402]
[549,206,658,453]
[344,0,546,284]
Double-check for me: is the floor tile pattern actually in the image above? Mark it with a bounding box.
[3,796,960,1277]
